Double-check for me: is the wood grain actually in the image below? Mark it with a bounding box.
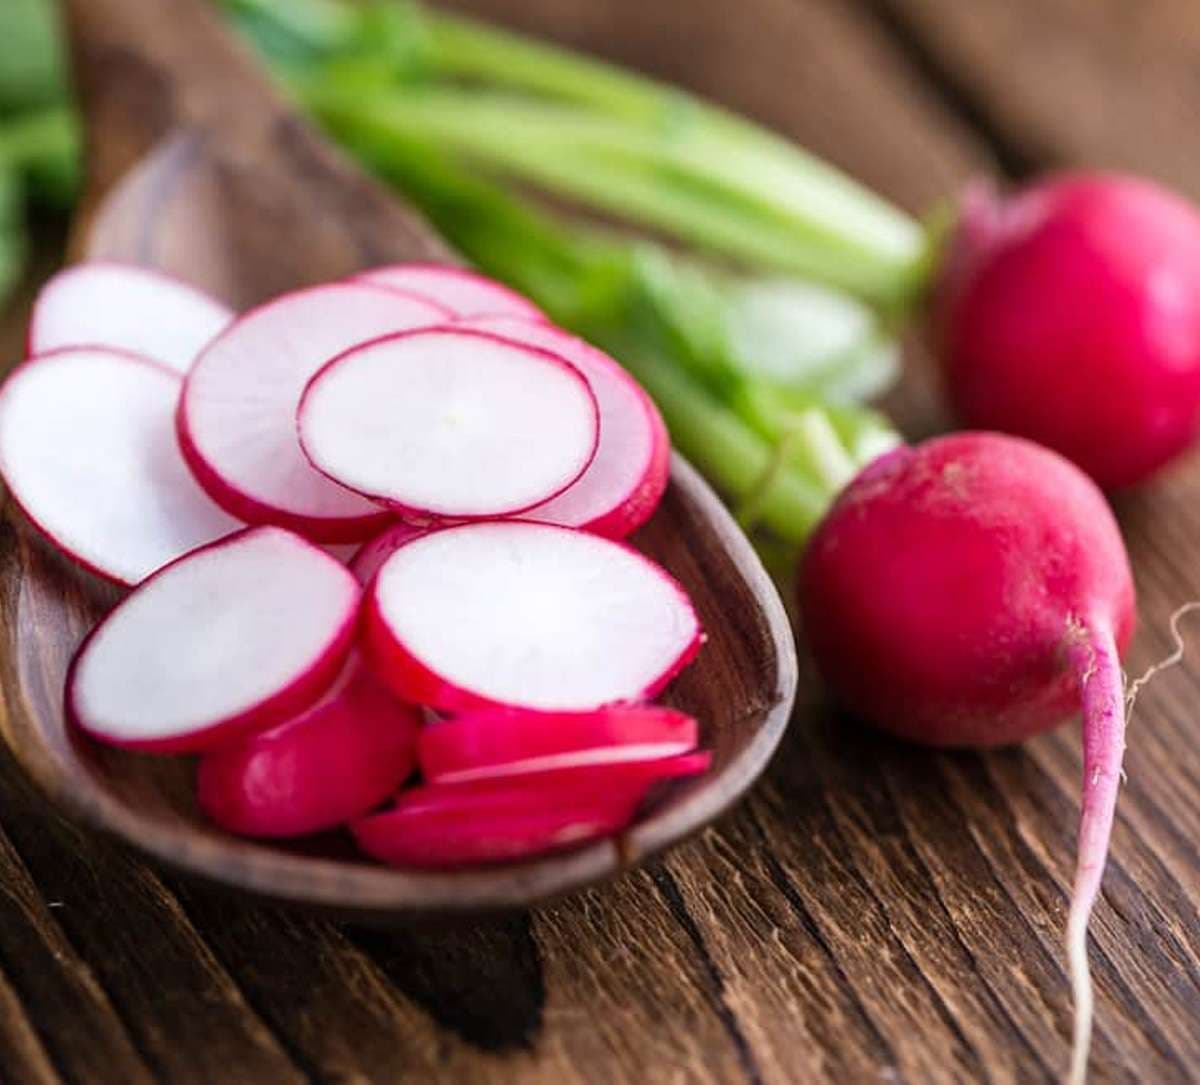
[1,0,1199,1080]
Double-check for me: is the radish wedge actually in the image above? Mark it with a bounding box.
[349,521,424,585]
[364,521,703,712]
[0,348,243,585]
[67,527,360,753]
[419,706,699,784]
[179,283,448,542]
[28,263,233,375]
[351,753,711,867]
[461,317,670,537]
[354,263,545,321]
[197,663,419,838]
[298,328,599,518]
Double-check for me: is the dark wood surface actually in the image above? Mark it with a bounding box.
[0,0,1198,1081]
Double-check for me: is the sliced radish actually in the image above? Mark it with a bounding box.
[298,328,599,519]
[460,317,670,537]
[0,348,243,585]
[197,662,419,838]
[419,706,699,784]
[349,521,424,585]
[364,521,703,713]
[28,263,233,375]
[354,263,545,321]
[351,753,711,867]
[179,283,448,542]
[67,527,360,753]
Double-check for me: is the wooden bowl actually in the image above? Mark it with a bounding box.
[0,0,798,919]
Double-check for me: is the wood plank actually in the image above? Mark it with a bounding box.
[868,0,1200,193]
[0,965,60,1085]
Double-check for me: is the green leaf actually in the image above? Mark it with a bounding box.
[0,0,66,114]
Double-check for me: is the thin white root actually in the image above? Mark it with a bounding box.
[1066,907,1093,1085]
[1125,600,1200,712]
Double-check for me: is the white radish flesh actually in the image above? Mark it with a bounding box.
[0,348,243,585]
[354,263,544,320]
[419,706,699,784]
[364,521,702,713]
[179,283,448,542]
[28,263,233,374]
[298,328,599,518]
[460,317,670,537]
[68,527,360,753]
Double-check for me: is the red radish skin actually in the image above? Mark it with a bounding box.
[354,263,546,321]
[419,706,699,783]
[939,173,1200,489]
[179,283,448,542]
[799,432,1134,1084]
[457,317,671,538]
[349,522,424,585]
[351,753,711,867]
[28,263,233,374]
[297,327,600,520]
[68,527,361,754]
[363,521,703,714]
[0,347,243,586]
[197,664,419,838]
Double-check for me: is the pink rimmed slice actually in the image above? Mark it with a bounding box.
[354,263,545,321]
[179,283,448,542]
[28,263,233,374]
[0,348,243,585]
[349,521,424,585]
[350,753,711,867]
[298,328,599,519]
[197,662,420,838]
[67,527,360,753]
[419,706,699,784]
[460,317,670,538]
[363,520,703,713]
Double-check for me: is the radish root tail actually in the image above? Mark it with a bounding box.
[1063,624,1125,1085]
[1125,600,1200,713]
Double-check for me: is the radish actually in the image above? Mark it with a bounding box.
[364,520,702,713]
[67,526,361,753]
[0,347,242,585]
[419,705,698,784]
[354,263,545,321]
[351,753,711,867]
[178,283,448,542]
[456,317,670,537]
[196,663,419,838]
[349,521,424,585]
[27,263,233,375]
[798,432,1135,1084]
[938,173,1200,489]
[297,327,599,519]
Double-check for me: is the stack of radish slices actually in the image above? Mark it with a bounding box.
[2,261,709,867]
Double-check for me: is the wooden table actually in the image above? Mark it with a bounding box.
[1,1,1198,1081]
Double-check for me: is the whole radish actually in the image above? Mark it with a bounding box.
[799,432,1135,1085]
[938,172,1200,489]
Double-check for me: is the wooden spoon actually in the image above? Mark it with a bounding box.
[0,0,797,918]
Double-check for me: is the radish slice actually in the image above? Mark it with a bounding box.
[28,263,233,374]
[179,283,448,542]
[0,348,243,585]
[197,663,419,838]
[67,527,360,753]
[349,522,424,585]
[351,753,711,867]
[364,521,703,713]
[460,317,670,537]
[354,263,545,321]
[298,328,599,519]
[420,706,699,783]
